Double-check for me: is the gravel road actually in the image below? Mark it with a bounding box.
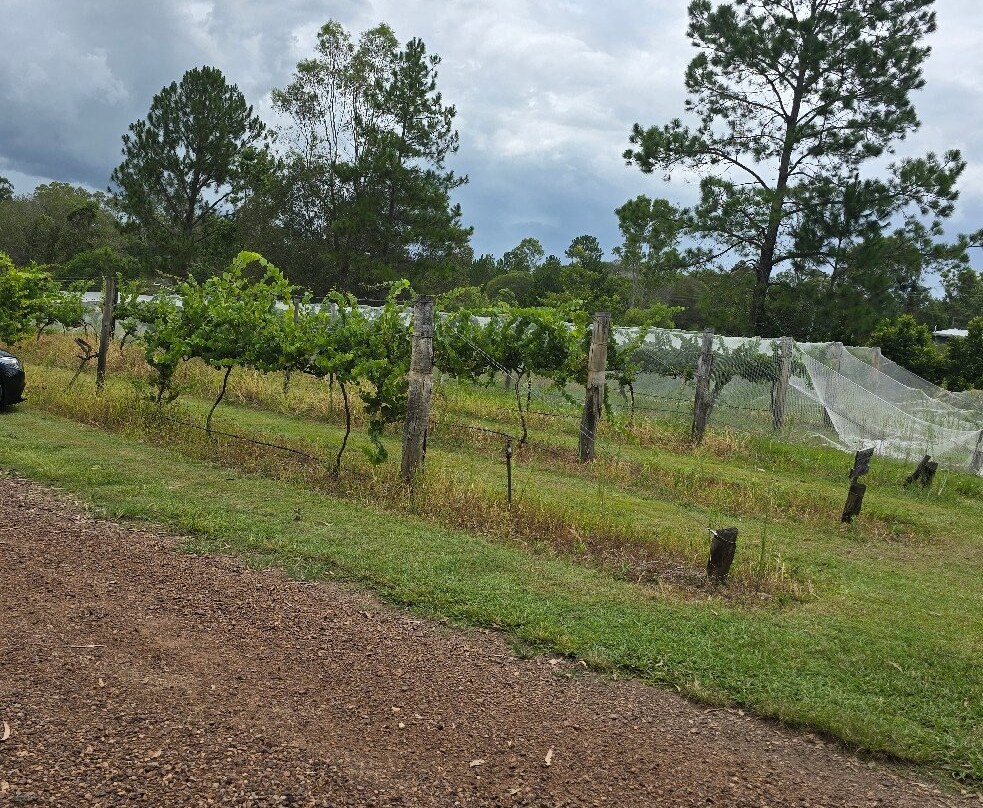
[0,475,973,807]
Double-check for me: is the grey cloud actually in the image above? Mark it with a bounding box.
[0,0,980,269]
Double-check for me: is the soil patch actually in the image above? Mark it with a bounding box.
[0,476,973,806]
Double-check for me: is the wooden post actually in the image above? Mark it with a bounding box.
[972,430,983,474]
[707,527,738,581]
[904,454,939,489]
[822,341,843,430]
[870,346,882,397]
[505,440,513,509]
[691,328,715,444]
[579,313,611,462]
[283,296,300,393]
[96,273,116,391]
[841,447,874,523]
[401,295,435,482]
[772,336,794,430]
[841,482,867,523]
[849,447,874,481]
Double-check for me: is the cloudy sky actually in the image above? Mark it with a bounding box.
[2,0,981,271]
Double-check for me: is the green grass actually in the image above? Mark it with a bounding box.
[1,407,981,785]
[4,340,983,785]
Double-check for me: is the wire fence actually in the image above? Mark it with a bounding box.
[78,294,983,475]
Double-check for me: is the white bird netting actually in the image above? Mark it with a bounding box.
[620,327,983,474]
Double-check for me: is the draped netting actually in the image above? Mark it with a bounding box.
[618,327,983,474]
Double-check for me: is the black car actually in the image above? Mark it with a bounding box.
[0,350,25,406]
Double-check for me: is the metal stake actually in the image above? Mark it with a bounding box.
[505,439,513,509]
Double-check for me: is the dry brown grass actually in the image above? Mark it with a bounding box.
[22,362,808,603]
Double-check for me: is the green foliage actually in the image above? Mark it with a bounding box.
[0,182,129,270]
[64,247,139,284]
[122,248,413,471]
[619,302,680,329]
[436,302,586,442]
[687,264,755,335]
[625,0,969,332]
[614,195,700,306]
[287,280,412,468]
[185,252,293,373]
[356,285,413,462]
[500,237,545,274]
[262,21,470,294]
[550,235,631,315]
[121,252,292,406]
[755,225,967,345]
[532,255,565,302]
[485,271,536,306]
[869,315,944,383]
[111,66,270,278]
[0,253,85,346]
[466,254,500,289]
[573,325,653,418]
[635,329,802,417]
[944,318,983,392]
[941,267,983,329]
[437,286,490,312]
[121,292,187,404]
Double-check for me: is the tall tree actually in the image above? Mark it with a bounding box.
[614,195,698,306]
[557,235,631,314]
[940,266,983,329]
[625,0,968,333]
[265,21,470,294]
[500,237,545,274]
[111,66,269,278]
[945,317,983,391]
[0,176,12,202]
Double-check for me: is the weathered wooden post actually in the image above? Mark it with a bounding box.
[841,447,874,523]
[283,296,300,393]
[972,430,983,474]
[401,295,435,482]
[95,273,117,391]
[691,328,715,444]
[772,336,794,430]
[904,454,939,489]
[505,440,513,509]
[707,527,738,581]
[822,341,843,430]
[870,346,882,397]
[579,313,611,462]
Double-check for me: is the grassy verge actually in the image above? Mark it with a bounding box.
[0,403,980,785]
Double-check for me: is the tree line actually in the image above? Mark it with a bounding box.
[1,3,982,364]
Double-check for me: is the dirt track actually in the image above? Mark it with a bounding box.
[0,475,974,807]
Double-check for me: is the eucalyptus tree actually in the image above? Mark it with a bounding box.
[269,21,470,294]
[625,0,968,334]
[111,67,270,278]
[614,195,696,306]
